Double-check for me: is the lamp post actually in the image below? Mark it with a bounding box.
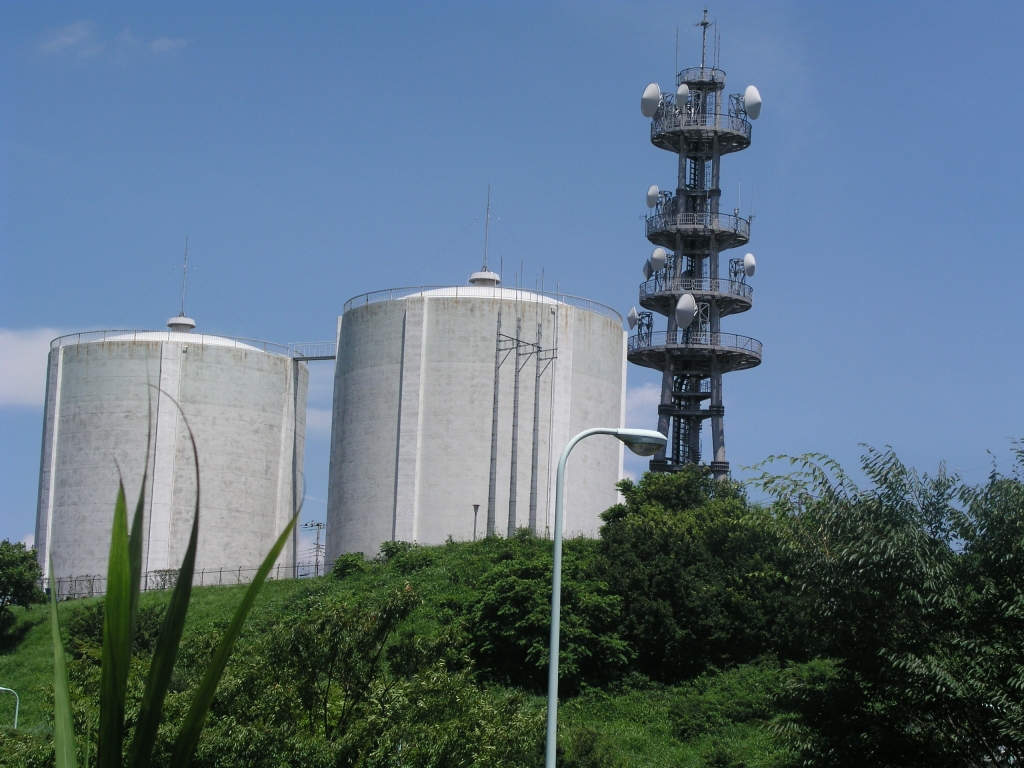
[544,428,666,768]
[0,686,18,730]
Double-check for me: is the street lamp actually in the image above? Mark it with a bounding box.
[0,686,18,730]
[544,428,666,767]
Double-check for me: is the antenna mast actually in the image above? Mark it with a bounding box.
[180,238,189,317]
[696,8,711,68]
[483,185,491,270]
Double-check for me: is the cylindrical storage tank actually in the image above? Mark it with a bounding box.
[326,281,627,563]
[34,324,308,594]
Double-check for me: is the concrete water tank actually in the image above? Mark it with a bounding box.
[326,272,626,563]
[35,318,308,594]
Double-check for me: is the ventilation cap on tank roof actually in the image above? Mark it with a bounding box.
[167,314,196,333]
[468,268,501,287]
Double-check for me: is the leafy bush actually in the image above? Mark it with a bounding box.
[669,659,784,740]
[0,539,45,633]
[63,602,166,656]
[557,727,626,768]
[330,552,365,579]
[598,467,801,683]
[470,537,628,694]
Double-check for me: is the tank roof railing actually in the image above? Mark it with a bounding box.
[342,285,622,323]
[50,330,292,357]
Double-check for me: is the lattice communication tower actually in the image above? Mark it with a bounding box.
[627,13,763,479]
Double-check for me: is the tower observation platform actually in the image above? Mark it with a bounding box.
[627,12,764,478]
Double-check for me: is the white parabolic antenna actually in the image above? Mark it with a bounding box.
[650,247,667,271]
[676,83,689,106]
[743,253,756,277]
[627,306,639,330]
[641,83,661,117]
[675,294,697,329]
[643,259,653,280]
[743,85,762,120]
[646,185,660,208]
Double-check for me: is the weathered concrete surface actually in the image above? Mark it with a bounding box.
[35,336,307,582]
[327,290,626,563]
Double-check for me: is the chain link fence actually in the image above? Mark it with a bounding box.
[41,560,327,602]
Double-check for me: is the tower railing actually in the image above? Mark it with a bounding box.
[645,211,750,240]
[640,275,752,302]
[652,111,750,139]
[677,66,726,85]
[628,330,762,357]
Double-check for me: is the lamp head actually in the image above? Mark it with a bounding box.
[612,428,668,456]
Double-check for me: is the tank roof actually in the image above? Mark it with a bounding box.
[342,286,622,324]
[50,330,291,356]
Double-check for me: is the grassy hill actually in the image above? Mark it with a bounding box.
[0,533,788,768]
[3,452,1021,767]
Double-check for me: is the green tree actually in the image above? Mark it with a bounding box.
[470,536,628,694]
[597,467,800,682]
[756,447,1024,766]
[0,539,45,632]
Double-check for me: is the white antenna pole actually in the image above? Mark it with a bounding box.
[675,26,679,74]
[180,237,189,316]
[483,185,491,270]
[697,9,710,69]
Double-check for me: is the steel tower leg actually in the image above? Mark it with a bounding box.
[487,311,502,536]
[528,321,543,534]
[507,316,523,538]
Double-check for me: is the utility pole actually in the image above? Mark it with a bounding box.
[302,521,326,577]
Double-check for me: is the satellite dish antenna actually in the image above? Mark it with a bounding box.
[676,83,689,107]
[627,306,639,330]
[743,85,762,120]
[675,294,697,329]
[743,253,756,277]
[646,185,660,208]
[640,83,661,117]
[642,259,653,280]
[650,247,667,271]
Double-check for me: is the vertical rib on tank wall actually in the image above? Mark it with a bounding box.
[34,346,63,569]
[35,335,307,584]
[326,301,407,560]
[326,289,626,565]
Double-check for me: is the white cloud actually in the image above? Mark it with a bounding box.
[39,20,99,54]
[0,328,60,407]
[150,38,188,53]
[21,532,35,548]
[39,22,187,59]
[624,381,661,430]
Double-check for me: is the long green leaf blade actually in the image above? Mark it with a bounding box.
[98,483,132,768]
[127,476,199,767]
[170,515,298,768]
[50,560,78,768]
[127,430,150,650]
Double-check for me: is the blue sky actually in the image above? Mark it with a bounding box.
[2,1,1023,549]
